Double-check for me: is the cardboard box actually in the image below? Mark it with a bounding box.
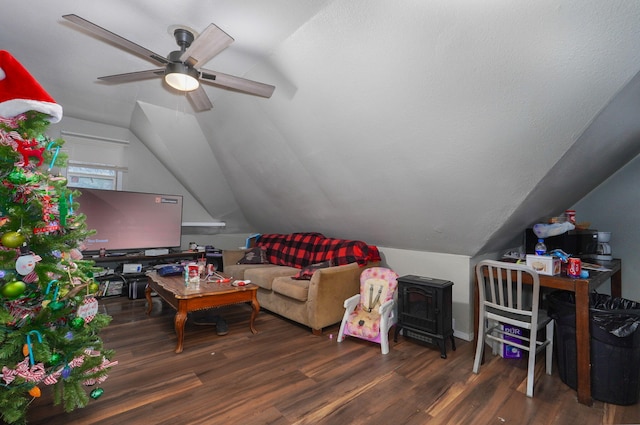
[526,254,561,276]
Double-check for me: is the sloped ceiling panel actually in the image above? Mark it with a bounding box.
[482,68,640,253]
[130,101,251,232]
[3,1,640,257]
[196,1,640,255]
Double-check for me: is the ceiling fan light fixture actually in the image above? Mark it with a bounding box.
[63,15,275,110]
[164,62,199,91]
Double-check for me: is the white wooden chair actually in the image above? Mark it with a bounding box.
[473,260,554,397]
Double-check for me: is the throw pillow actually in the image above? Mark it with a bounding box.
[291,259,335,280]
[237,247,269,264]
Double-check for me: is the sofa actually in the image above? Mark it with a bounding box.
[223,233,381,335]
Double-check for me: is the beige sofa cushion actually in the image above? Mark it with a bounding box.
[224,263,279,280]
[271,277,310,302]
[244,266,299,290]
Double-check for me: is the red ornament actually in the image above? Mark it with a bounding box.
[15,139,45,167]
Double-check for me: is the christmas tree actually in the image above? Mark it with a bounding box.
[0,51,117,424]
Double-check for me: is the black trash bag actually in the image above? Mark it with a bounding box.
[590,292,640,338]
[592,312,640,338]
[547,289,640,405]
[547,291,640,338]
[591,292,640,311]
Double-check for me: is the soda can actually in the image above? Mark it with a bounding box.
[565,210,576,224]
[568,257,581,278]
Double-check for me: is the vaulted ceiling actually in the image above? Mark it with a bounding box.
[4,1,640,256]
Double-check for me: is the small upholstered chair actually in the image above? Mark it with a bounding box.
[337,267,399,354]
[473,260,554,397]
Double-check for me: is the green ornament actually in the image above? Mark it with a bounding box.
[1,280,26,299]
[90,388,104,399]
[49,352,62,365]
[1,231,25,248]
[48,300,65,311]
[70,317,85,330]
[58,190,68,227]
[7,169,26,184]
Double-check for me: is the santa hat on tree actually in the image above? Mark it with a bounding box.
[0,50,63,123]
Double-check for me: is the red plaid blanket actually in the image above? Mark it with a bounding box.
[256,233,380,268]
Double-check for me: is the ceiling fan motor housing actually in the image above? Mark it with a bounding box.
[164,28,200,91]
[165,29,199,91]
[164,62,199,91]
[167,50,184,63]
[173,28,194,50]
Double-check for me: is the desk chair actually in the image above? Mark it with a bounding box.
[473,260,554,397]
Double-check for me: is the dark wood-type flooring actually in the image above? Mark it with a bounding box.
[27,295,640,424]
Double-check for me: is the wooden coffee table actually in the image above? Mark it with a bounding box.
[145,271,259,353]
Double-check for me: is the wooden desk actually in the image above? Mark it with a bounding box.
[146,272,259,353]
[474,259,621,406]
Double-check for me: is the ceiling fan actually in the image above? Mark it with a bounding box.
[62,14,275,111]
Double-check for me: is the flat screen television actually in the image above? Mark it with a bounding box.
[76,188,183,253]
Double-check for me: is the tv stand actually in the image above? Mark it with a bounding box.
[92,252,204,298]
[92,251,203,264]
[144,248,170,256]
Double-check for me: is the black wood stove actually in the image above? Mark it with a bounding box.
[394,275,456,358]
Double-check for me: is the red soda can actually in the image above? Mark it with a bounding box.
[568,257,581,278]
[565,209,576,224]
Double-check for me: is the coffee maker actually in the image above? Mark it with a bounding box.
[595,231,612,261]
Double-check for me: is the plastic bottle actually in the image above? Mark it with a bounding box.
[534,239,547,256]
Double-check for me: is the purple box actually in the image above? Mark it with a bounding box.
[502,325,523,359]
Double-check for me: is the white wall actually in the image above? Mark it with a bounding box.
[48,116,222,250]
[573,152,640,302]
[375,247,473,341]
[181,233,248,251]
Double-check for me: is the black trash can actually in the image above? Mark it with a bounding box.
[547,290,640,405]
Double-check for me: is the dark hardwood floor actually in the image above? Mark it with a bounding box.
[27,296,640,425]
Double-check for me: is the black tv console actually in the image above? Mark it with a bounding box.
[92,251,203,264]
[92,252,204,298]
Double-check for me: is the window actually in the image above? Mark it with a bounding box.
[58,130,129,190]
[66,163,123,190]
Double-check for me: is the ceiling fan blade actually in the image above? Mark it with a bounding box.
[63,14,169,66]
[200,69,275,98]
[188,86,214,111]
[180,23,234,68]
[98,69,164,83]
